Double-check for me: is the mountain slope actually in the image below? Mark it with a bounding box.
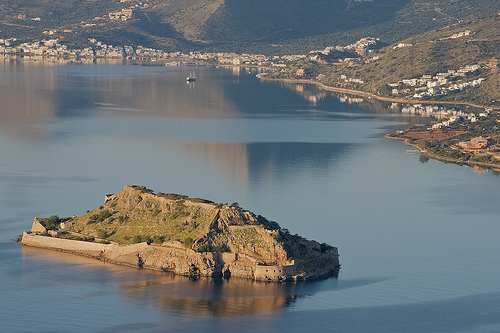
[273,15,500,106]
[159,0,500,51]
[0,0,499,53]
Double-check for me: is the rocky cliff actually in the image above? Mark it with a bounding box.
[21,185,340,281]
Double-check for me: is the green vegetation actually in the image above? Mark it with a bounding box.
[132,234,152,244]
[256,215,280,231]
[59,233,94,242]
[320,242,334,253]
[182,237,194,249]
[97,229,108,239]
[40,215,61,230]
[61,186,221,245]
[197,244,210,252]
[157,192,214,204]
[89,210,113,224]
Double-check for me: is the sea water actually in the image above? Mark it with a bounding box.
[1,61,499,332]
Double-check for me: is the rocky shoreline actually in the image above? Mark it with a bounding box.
[21,231,340,281]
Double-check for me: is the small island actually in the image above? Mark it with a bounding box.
[20,185,340,282]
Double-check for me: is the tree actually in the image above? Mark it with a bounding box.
[98,230,108,239]
[43,215,60,230]
[182,237,194,248]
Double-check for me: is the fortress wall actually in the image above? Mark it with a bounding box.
[222,252,236,262]
[21,232,113,256]
[254,261,296,280]
[20,230,337,281]
[230,252,258,264]
[31,218,47,233]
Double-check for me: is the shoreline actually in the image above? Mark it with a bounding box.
[258,76,500,111]
[260,75,500,170]
[20,231,340,282]
[386,135,500,170]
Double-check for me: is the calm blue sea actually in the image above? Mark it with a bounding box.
[1,61,499,332]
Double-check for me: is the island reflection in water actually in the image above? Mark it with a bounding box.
[21,246,343,317]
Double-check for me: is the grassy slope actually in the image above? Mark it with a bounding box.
[49,186,324,265]
[66,186,220,245]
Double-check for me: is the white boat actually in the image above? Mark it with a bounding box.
[186,71,196,82]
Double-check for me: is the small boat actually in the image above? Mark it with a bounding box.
[186,71,196,82]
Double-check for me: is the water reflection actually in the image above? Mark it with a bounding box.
[123,276,300,317]
[21,246,342,317]
[0,61,241,127]
[173,142,360,192]
[0,60,400,143]
[472,165,488,174]
[276,81,478,126]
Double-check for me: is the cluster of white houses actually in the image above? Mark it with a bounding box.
[0,35,316,67]
[393,103,470,119]
[431,111,490,130]
[444,30,472,40]
[0,37,279,66]
[0,35,396,71]
[389,65,484,98]
[310,37,381,60]
[340,75,364,84]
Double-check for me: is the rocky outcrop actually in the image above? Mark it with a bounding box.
[20,185,340,282]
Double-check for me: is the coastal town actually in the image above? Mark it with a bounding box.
[1,31,499,169]
[0,34,382,68]
[0,34,488,98]
[0,36,293,66]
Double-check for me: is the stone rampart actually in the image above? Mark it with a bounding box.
[20,232,257,279]
[254,261,296,281]
[30,218,47,233]
[21,228,339,281]
[21,232,113,258]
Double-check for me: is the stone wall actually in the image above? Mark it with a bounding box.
[20,232,338,282]
[30,218,47,233]
[21,232,256,279]
[21,232,113,257]
[254,261,296,281]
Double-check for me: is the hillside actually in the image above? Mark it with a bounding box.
[0,0,499,53]
[21,185,340,281]
[271,15,500,106]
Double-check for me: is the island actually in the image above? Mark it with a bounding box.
[19,185,340,282]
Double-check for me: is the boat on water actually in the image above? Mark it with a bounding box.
[186,71,196,82]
